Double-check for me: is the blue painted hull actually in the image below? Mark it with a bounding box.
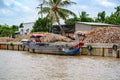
[64,48,80,55]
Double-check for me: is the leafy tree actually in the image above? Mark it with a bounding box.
[0,24,19,37]
[19,23,24,28]
[105,6,120,25]
[11,25,19,32]
[65,11,94,25]
[31,18,52,32]
[105,13,116,24]
[0,24,13,37]
[79,11,94,22]
[65,17,80,25]
[115,6,120,16]
[37,0,77,34]
[95,11,106,23]
[10,25,19,37]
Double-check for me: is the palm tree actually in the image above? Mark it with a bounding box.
[37,0,77,34]
[115,6,120,16]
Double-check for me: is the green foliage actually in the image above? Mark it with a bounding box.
[0,24,12,37]
[19,23,24,28]
[31,18,52,32]
[105,6,120,25]
[65,11,94,25]
[79,11,94,22]
[0,24,19,37]
[66,6,120,25]
[65,18,80,25]
[115,6,120,16]
[95,11,106,23]
[38,0,77,34]
[11,25,19,32]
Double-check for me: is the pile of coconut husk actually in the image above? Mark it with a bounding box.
[13,32,73,42]
[12,32,47,42]
[13,35,31,42]
[40,33,73,42]
[79,27,120,43]
[0,37,13,42]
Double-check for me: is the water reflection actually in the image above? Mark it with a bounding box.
[0,50,120,80]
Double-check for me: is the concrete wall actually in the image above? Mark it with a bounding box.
[80,43,120,58]
[75,23,92,31]
[75,22,115,32]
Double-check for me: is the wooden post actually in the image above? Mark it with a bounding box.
[10,43,14,50]
[32,49,35,53]
[87,45,93,56]
[12,45,14,50]
[88,50,92,56]
[116,50,119,58]
[18,45,19,51]
[27,48,29,51]
[7,44,9,50]
[102,48,104,57]
[0,44,1,49]
[23,45,25,51]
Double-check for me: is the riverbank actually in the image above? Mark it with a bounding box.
[0,42,120,58]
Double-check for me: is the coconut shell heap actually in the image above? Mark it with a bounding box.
[80,27,120,43]
[12,32,72,42]
[12,32,47,42]
[40,33,72,42]
[0,37,13,42]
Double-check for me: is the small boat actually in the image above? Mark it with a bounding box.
[27,42,84,55]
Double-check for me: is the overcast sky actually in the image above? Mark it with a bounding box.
[0,0,119,26]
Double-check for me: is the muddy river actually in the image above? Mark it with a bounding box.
[0,50,120,80]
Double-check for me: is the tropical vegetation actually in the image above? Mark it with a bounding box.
[31,18,52,32]
[37,0,77,34]
[0,24,20,37]
[65,6,120,25]
[0,2,120,37]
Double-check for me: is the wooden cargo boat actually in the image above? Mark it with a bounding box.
[27,42,84,55]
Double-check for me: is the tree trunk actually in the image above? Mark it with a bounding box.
[55,12,65,35]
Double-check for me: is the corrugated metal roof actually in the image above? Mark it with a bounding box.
[23,22,34,25]
[76,22,120,26]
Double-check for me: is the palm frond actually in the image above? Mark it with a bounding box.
[46,11,56,21]
[54,0,61,7]
[59,8,77,18]
[38,7,50,14]
[59,0,76,7]
[57,9,68,20]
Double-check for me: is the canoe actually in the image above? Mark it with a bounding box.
[27,42,82,55]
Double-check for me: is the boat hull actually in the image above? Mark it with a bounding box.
[27,42,80,55]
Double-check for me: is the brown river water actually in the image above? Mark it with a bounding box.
[0,50,120,80]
